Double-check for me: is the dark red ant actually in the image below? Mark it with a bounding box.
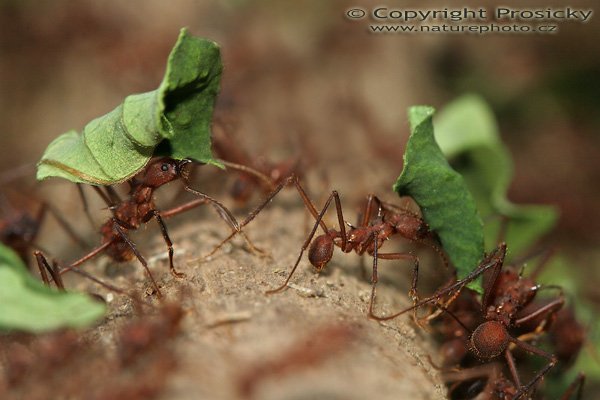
[443,362,585,399]
[35,157,263,296]
[371,243,567,399]
[201,174,449,317]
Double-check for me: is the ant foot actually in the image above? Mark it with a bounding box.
[170,268,186,279]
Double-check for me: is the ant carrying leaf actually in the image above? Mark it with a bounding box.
[37,28,223,185]
[394,106,485,293]
[36,158,265,297]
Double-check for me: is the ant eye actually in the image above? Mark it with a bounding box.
[161,164,169,172]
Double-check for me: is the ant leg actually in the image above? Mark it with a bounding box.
[76,183,97,229]
[376,252,419,299]
[369,243,507,322]
[43,256,65,290]
[111,221,162,297]
[149,210,184,278]
[35,251,51,286]
[368,235,380,318]
[181,185,265,256]
[480,243,508,312]
[504,348,522,388]
[442,363,501,392]
[91,185,115,207]
[515,296,564,326]
[159,198,209,218]
[265,190,338,294]
[35,251,65,289]
[41,202,91,249]
[218,159,275,190]
[35,250,127,295]
[367,251,419,320]
[561,373,585,400]
[357,194,380,227]
[59,241,112,274]
[66,266,130,296]
[509,337,557,399]
[528,246,558,281]
[200,174,328,259]
[162,196,264,257]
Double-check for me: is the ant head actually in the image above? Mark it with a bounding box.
[470,321,510,360]
[308,234,334,272]
[142,158,181,188]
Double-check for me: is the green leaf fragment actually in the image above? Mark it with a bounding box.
[37,28,223,185]
[0,244,105,333]
[394,106,485,292]
[434,95,558,254]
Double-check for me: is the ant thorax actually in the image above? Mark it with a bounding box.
[486,269,538,325]
[386,212,430,242]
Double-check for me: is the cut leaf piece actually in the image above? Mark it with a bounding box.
[37,28,223,185]
[0,244,106,333]
[394,106,485,292]
[434,95,558,254]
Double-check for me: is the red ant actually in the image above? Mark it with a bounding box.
[443,362,585,399]
[372,243,568,399]
[201,174,449,316]
[35,157,265,296]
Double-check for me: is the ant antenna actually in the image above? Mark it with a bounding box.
[436,304,473,336]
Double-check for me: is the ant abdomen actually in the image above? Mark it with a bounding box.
[308,234,334,272]
[470,321,510,360]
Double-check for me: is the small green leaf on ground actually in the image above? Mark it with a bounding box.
[0,244,106,333]
[394,106,485,292]
[37,28,223,185]
[434,95,557,254]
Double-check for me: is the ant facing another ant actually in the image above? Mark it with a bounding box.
[202,173,449,317]
[36,157,269,297]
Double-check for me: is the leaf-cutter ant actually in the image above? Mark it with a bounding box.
[372,243,570,399]
[35,157,266,296]
[202,174,449,317]
[443,362,584,399]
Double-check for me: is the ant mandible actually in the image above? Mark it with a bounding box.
[372,243,566,399]
[202,174,449,316]
[36,157,264,296]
